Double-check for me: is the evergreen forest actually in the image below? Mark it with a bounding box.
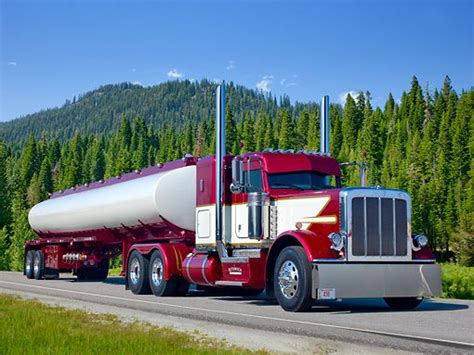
[0,76,472,270]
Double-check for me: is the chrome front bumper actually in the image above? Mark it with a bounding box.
[311,262,442,299]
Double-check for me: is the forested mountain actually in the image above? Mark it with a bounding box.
[0,80,308,145]
[0,76,472,271]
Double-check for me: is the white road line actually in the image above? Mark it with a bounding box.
[0,280,472,348]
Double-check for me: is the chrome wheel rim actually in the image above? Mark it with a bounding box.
[129,258,141,285]
[151,258,163,287]
[25,253,32,274]
[278,260,299,299]
[33,255,40,274]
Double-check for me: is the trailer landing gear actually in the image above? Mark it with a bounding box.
[76,259,109,281]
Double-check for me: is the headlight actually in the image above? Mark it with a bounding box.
[328,232,345,251]
[412,234,428,250]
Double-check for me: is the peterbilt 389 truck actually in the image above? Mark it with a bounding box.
[24,84,442,312]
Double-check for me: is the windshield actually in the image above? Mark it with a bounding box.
[268,171,340,190]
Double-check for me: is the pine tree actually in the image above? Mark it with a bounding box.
[225,108,239,154]
[0,140,11,227]
[242,113,256,153]
[0,227,10,270]
[8,194,35,271]
[18,135,39,187]
[305,111,319,150]
[297,110,310,149]
[278,109,295,150]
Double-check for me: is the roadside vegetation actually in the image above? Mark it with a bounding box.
[0,294,266,355]
[441,263,474,299]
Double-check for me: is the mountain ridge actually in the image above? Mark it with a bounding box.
[0,80,313,144]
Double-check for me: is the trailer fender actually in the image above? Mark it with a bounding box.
[127,243,191,280]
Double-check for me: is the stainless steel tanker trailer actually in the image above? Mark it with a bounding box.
[25,84,441,312]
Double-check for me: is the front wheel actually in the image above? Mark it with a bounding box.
[384,297,423,310]
[274,246,313,312]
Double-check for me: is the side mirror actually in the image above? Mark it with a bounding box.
[230,158,244,193]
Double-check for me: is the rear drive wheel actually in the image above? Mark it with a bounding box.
[127,251,151,294]
[33,250,44,280]
[148,250,186,296]
[384,297,423,310]
[25,250,34,279]
[274,246,313,312]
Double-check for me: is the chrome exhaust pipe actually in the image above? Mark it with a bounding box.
[215,83,227,257]
[320,95,330,155]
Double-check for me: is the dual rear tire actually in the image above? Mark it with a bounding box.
[127,250,188,296]
[24,250,45,280]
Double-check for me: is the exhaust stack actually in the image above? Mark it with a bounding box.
[215,83,227,256]
[320,95,330,154]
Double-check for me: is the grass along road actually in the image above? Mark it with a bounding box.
[0,294,266,355]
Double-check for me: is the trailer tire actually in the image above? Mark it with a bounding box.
[127,251,151,294]
[33,250,45,280]
[274,246,313,312]
[148,250,182,296]
[25,250,35,279]
[384,297,423,310]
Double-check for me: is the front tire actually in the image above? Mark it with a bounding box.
[274,246,313,312]
[33,250,44,280]
[127,251,151,294]
[384,297,423,310]
[25,250,34,279]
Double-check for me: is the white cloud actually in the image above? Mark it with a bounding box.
[7,61,17,66]
[256,75,274,92]
[226,60,235,70]
[280,78,297,88]
[338,90,358,105]
[132,81,143,86]
[167,68,183,79]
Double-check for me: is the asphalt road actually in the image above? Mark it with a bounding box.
[1,271,473,354]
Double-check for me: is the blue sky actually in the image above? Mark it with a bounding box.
[1,0,472,122]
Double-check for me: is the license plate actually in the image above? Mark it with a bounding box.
[317,288,336,300]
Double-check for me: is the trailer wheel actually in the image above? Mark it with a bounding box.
[25,250,35,279]
[148,250,182,296]
[274,246,313,312]
[33,250,44,280]
[384,297,423,310]
[127,251,151,294]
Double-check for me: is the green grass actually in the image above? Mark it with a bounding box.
[441,263,474,300]
[0,295,266,355]
[108,266,122,276]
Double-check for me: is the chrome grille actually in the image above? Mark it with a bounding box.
[351,197,408,257]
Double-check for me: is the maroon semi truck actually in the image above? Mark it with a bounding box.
[25,84,441,311]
